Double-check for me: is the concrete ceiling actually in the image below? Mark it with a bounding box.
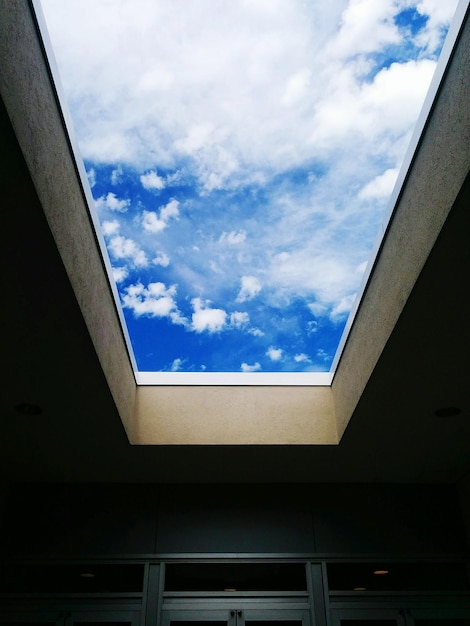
[0,1,469,484]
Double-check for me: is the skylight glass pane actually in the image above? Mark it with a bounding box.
[38,0,458,375]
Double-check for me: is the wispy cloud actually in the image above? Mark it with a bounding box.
[170,357,185,372]
[294,353,311,363]
[230,311,250,328]
[219,230,247,245]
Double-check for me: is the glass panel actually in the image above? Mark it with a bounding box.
[415,621,470,626]
[165,563,306,591]
[327,562,470,591]
[338,622,397,626]
[169,622,227,626]
[0,563,144,593]
[245,621,301,626]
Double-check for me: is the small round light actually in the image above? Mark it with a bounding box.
[224,587,237,592]
[353,587,367,591]
[373,569,389,575]
[80,572,96,578]
[435,406,462,417]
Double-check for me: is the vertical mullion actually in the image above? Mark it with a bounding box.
[144,562,163,626]
[308,562,328,626]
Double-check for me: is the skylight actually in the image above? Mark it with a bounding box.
[37,0,459,380]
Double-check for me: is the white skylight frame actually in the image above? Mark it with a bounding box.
[31,0,468,387]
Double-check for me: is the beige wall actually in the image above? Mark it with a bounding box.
[134,385,337,445]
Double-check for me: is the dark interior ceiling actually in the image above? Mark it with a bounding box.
[1,29,469,486]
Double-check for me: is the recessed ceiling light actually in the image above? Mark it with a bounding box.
[373,569,389,575]
[353,587,367,591]
[435,406,462,417]
[224,587,237,592]
[14,402,43,416]
[80,572,96,578]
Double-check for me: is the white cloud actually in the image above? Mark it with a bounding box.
[308,302,328,318]
[191,298,227,333]
[142,210,166,233]
[237,275,262,302]
[153,252,170,267]
[122,281,186,323]
[112,266,128,283]
[141,170,166,190]
[95,192,129,213]
[417,0,459,24]
[331,293,356,319]
[170,357,185,371]
[241,362,261,372]
[266,347,283,361]
[110,165,123,185]
[161,199,180,220]
[166,170,184,185]
[330,0,400,60]
[268,242,356,309]
[101,219,120,236]
[281,68,311,107]
[309,58,438,155]
[294,353,311,363]
[209,260,224,275]
[359,167,399,200]
[108,235,148,267]
[356,260,368,275]
[416,0,459,52]
[274,251,290,263]
[142,199,180,233]
[317,348,330,361]
[87,167,96,188]
[306,321,318,335]
[219,230,247,245]
[230,311,250,328]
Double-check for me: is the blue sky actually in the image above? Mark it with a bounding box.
[40,0,457,373]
